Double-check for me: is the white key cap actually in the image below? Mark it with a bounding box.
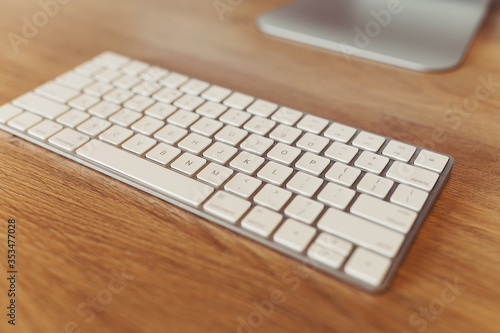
[167,110,200,128]
[202,85,232,103]
[240,134,274,155]
[203,142,238,163]
[247,99,278,117]
[171,153,206,176]
[134,81,163,96]
[48,128,90,151]
[197,163,233,186]
[35,82,80,103]
[351,194,417,233]
[296,115,328,134]
[345,248,392,286]
[267,143,301,165]
[223,92,254,110]
[273,219,316,252]
[56,72,94,90]
[317,182,356,210]
[284,196,324,224]
[324,141,358,164]
[318,208,404,258]
[204,191,251,223]
[13,92,69,120]
[295,152,330,176]
[103,88,134,104]
[174,94,205,111]
[386,161,439,191]
[296,133,329,153]
[229,151,265,174]
[121,60,149,76]
[68,94,100,111]
[219,108,251,127]
[109,108,142,127]
[190,117,223,137]
[27,119,63,140]
[0,104,22,123]
[145,102,177,120]
[77,117,111,136]
[154,124,188,145]
[352,131,385,152]
[224,173,262,198]
[325,162,361,187]
[160,72,189,88]
[75,62,103,76]
[307,243,346,269]
[414,150,449,173]
[356,173,394,198]
[131,116,165,136]
[56,109,90,128]
[271,107,302,126]
[257,161,293,185]
[95,68,122,83]
[215,125,248,146]
[121,134,157,155]
[76,140,214,206]
[88,101,121,118]
[390,184,429,212]
[241,206,282,237]
[254,184,292,211]
[315,232,353,256]
[180,79,210,95]
[84,82,114,97]
[354,151,389,174]
[382,140,416,162]
[286,172,323,197]
[124,95,156,112]
[145,143,181,165]
[99,125,134,145]
[196,101,228,119]
[178,133,212,154]
[8,112,42,131]
[93,52,130,69]
[269,124,302,144]
[243,116,276,135]
[140,66,169,82]
[323,123,357,143]
[113,74,141,90]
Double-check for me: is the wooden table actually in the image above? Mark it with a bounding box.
[1,1,499,332]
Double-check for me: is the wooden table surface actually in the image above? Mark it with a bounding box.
[1,0,499,332]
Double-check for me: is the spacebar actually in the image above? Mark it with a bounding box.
[76,140,214,206]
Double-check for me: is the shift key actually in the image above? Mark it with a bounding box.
[13,92,69,120]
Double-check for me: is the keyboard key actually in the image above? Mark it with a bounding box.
[48,128,89,151]
[219,108,251,127]
[224,173,262,198]
[154,124,188,145]
[241,206,282,237]
[160,72,189,88]
[174,94,205,111]
[223,92,254,110]
[215,125,248,146]
[0,104,22,123]
[382,140,416,162]
[134,81,163,96]
[75,61,103,76]
[178,133,212,154]
[89,101,121,118]
[113,74,141,89]
[284,195,324,224]
[390,184,429,212]
[145,143,181,165]
[354,151,389,174]
[13,92,69,120]
[201,85,232,103]
[167,110,200,128]
[68,94,100,111]
[344,248,391,286]
[99,125,134,145]
[274,219,316,252]
[203,141,238,164]
[27,119,63,140]
[307,243,346,269]
[124,95,156,112]
[120,60,149,76]
[414,149,449,173]
[197,163,233,186]
[317,182,356,210]
[131,116,165,136]
[196,101,228,119]
[267,142,301,165]
[8,112,42,131]
[121,134,157,155]
[356,173,394,198]
[323,123,357,143]
[77,117,112,136]
[93,52,130,69]
[295,152,330,176]
[180,79,210,95]
[243,116,276,135]
[351,194,417,233]
[247,99,278,117]
[315,232,353,256]
[140,66,169,82]
[286,172,323,197]
[171,153,206,175]
[318,208,404,258]
[240,134,274,155]
[95,68,122,83]
[109,108,142,127]
[56,109,90,128]
[271,107,302,126]
[56,72,94,90]
[104,88,134,104]
[257,161,293,185]
[204,191,251,223]
[324,141,359,163]
[35,82,80,103]
[296,115,328,134]
[386,161,439,191]
[325,162,361,187]
[229,151,265,174]
[145,102,177,120]
[296,132,329,153]
[190,117,223,137]
[269,124,302,144]
[84,82,114,97]
[76,140,214,206]
[352,131,385,152]
[254,184,292,211]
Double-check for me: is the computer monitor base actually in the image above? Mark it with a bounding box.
[256,0,491,71]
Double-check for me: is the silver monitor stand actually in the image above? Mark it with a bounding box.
[256,0,491,71]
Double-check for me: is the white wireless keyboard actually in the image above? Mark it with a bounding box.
[0,52,453,292]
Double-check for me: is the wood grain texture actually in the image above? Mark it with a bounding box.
[1,0,499,332]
